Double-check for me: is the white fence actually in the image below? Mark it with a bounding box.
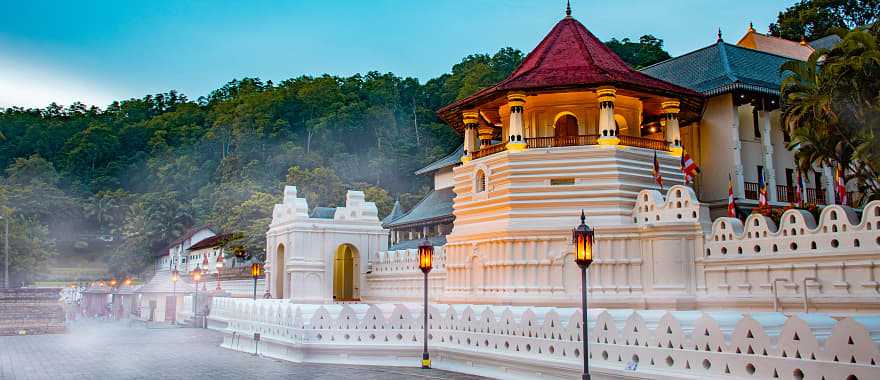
[364,246,446,302]
[210,298,880,380]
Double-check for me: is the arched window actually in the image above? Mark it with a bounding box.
[475,169,487,193]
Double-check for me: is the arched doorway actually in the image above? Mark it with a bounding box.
[274,243,285,298]
[333,244,358,301]
[554,114,579,145]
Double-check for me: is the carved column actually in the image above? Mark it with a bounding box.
[729,102,746,199]
[597,86,619,145]
[662,100,682,157]
[758,109,778,202]
[506,92,527,152]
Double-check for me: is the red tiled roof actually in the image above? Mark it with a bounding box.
[438,17,703,125]
[187,233,239,251]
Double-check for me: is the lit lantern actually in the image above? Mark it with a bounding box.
[191,266,203,283]
[123,278,132,286]
[171,268,180,284]
[250,261,264,279]
[418,239,434,274]
[572,210,594,268]
[110,278,118,287]
[250,259,264,301]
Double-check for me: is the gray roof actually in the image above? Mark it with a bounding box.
[388,235,447,251]
[809,34,842,50]
[414,145,463,175]
[641,40,794,96]
[310,207,336,219]
[381,200,405,227]
[386,188,455,228]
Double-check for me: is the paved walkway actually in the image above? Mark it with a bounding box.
[0,320,486,380]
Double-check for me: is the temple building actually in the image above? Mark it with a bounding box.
[221,7,880,380]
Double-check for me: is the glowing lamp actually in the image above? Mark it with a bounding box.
[171,268,180,283]
[110,278,118,287]
[418,240,434,274]
[572,210,594,268]
[250,261,264,279]
[191,266,203,283]
[123,278,132,286]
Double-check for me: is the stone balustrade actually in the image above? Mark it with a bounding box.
[210,298,880,380]
[364,246,446,303]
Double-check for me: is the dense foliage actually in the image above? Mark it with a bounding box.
[0,35,673,280]
[605,35,671,69]
[781,24,880,203]
[770,0,880,41]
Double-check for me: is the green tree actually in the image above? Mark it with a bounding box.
[286,165,347,208]
[605,35,672,68]
[770,0,880,41]
[781,25,880,203]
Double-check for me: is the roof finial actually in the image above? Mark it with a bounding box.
[565,0,571,17]
[800,35,807,46]
[748,22,755,32]
[717,28,723,42]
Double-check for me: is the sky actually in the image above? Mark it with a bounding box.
[0,0,796,109]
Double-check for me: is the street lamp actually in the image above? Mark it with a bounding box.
[110,278,118,287]
[171,269,180,324]
[572,210,594,380]
[418,239,434,369]
[215,252,224,291]
[250,259,264,301]
[1,213,8,289]
[191,265,203,320]
[201,253,209,291]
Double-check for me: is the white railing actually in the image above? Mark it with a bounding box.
[364,246,447,302]
[210,298,880,380]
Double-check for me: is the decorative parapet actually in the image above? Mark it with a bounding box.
[632,185,710,228]
[211,298,880,380]
[333,190,380,222]
[706,202,878,257]
[370,246,446,275]
[271,186,310,226]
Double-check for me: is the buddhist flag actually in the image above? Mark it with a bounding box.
[758,170,769,207]
[835,165,847,205]
[653,152,663,190]
[727,174,736,217]
[680,150,700,184]
[795,170,806,207]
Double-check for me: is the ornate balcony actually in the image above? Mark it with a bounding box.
[469,134,670,160]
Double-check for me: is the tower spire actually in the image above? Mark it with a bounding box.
[565,0,571,18]
[748,22,755,32]
[717,28,723,42]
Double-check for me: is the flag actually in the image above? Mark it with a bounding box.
[835,165,847,205]
[653,152,663,190]
[758,169,768,207]
[680,150,700,184]
[727,174,736,217]
[795,170,806,207]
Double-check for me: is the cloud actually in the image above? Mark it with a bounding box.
[0,51,123,109]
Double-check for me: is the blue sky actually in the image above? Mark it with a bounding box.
[0,0,795,109]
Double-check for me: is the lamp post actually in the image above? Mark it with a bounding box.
[215,252,224,291]
[190,266,202,319]
[572,211,594,380]
[2,213,8,289]
[250,259,264,301]
[171,268,180,323]
[418,239,434,369]
[201,253,209,291]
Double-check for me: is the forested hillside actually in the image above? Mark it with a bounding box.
[0,37,671,280]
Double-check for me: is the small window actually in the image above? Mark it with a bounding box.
[551,178,576,186]
[475,170,487,193]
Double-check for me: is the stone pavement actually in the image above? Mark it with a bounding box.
[0,319,487,380]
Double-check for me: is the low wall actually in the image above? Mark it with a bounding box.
[364,246,446,303]
[0,288,65,335]
[209,298,880,380]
